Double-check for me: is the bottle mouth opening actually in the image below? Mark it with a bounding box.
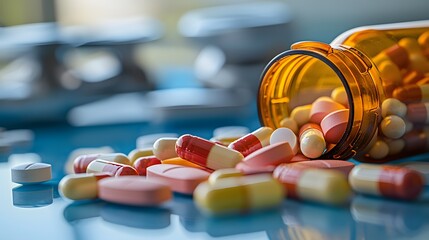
[258,49,355,159]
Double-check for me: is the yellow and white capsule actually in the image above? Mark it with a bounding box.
[59,173,111,200]
[153,138,178,160]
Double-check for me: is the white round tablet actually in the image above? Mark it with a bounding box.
[11,163,52,184]
[270,127,299,154]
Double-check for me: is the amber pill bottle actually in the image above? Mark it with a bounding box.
[258,20,429,162]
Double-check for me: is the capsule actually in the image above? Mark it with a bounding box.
[379,60,402,85]
[409,54,429,73]
[228,127,273,157]
[176,134,243,170]
[379,115,406,139]
[406,102,429,124]
[373,44,410,69]
[133,156,161,176]
[320,109,349,144]
[299,124,326,159]
[393,84,429,103]
[330,87,348,107]
[127,148,153,164]
[194,174,284,215]
[349,164,424,200]
[403,70,425,85]
[381,98,407,118]
[385,138,405,155]
[74,153,131,173]
[86,159,138,176]
[367,139,389,159]
[244,142,295,167]
[59,173,111,200]
[310,97,346,124]
[153,138,179,160]
[273,164,351,205]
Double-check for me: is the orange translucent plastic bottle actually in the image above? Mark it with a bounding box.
[258,20,429,162]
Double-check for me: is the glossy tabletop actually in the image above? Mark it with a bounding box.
[1,122,429,240]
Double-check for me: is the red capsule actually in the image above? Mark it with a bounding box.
[133,156,162,176]
[176,134,243,170]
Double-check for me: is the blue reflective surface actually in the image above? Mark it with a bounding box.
[1,122,429,240]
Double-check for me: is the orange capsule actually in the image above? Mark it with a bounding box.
[403,70,425,85]
[133,156,161,176]
[406,102,429,124]
[228,127,273,157]
[176,134,243,170]
[86,159,138,176]
[161,157,211,171]
[310,97,345,124]
[349,164,424,200]
[393,84,429,104]
[382,44,410,69]
[417,77,429,85]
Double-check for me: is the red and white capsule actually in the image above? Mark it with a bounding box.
[349,164,424,200]
[86,159,138,176]
[228,127,273,157]
[176,134,244,170]
[406,102,429,124]
[393,84,429,104]
[73,153,131,173]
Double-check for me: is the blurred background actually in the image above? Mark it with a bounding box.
[1,0,429,128]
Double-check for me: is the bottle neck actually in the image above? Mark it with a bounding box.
[258,41,382,159]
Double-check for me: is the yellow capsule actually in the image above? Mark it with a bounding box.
[299,128,326,159]
[127,148,153,164]
[194,174,284,215]
[380,115,406,139]
[59,173,111,200]
[208,168,243,185]
[153,138,178,160]
[379,60,402,85]
[330,87,349,107]
[290,104,312,127]
[399,38,422,55]
[368,140,389,159]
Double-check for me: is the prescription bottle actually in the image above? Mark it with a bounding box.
[258,20,429,162]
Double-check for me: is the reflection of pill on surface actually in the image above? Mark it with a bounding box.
[320,109,349,144]
[244,142,295,167]
[349,164,424,200]
[146,164,210,195]
[99,176,172,206]
[310,97,345,124]
[11,163,52,184]
[12,184,53,208]
[228,127,273,157]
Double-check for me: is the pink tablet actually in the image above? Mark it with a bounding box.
[243,141,295,167]
[98,176,171,206]
[235,162,276,175]
[146,164,210,195]
[278,160,355,176]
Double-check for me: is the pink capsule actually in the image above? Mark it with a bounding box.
[406,102,429,124]
[86,159,138,176]
[310,97,345,124]
[176,134,243,170]
[228,127,273,157]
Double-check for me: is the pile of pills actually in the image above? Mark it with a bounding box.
[27,125,424,216]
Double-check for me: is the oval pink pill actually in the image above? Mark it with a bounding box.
[243,141,295,167]
[310,97,345,124]
[146,164,210,195]
[98,176,171,206]
[321,109,349,144]
[287,160,355,176]
[235,162,276,175]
